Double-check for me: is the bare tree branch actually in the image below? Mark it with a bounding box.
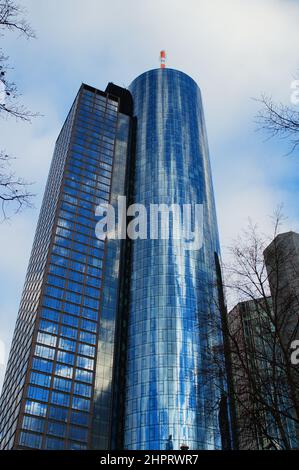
[255,94,299,155]
[0,0,35,38]
[0,151,35,220]
[0,0,37,219]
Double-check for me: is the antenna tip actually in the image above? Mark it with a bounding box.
[160,50,166,69]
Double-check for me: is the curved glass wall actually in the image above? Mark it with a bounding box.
[124,68,223,450]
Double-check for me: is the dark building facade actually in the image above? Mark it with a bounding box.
[264,232,299,354]
[228,298,280,450]
[0,69,228,450]
[228,232,299,449]
[264,231,299,447]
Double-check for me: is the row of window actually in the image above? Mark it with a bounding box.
[47,272,100,295]
[64,176,111,199]
[76,118,117,139]
[40,299,98,324]
[44,286,100,311]
[67,157,112,184]
[47,274,101,298]
[75,118,117,146]
[53,233,103,259]
[19,430,87,449]
[45,281,100,305]
[39,320,96,345]
[50,256,102,281]
[32,357,93,383]
[29,371,92,397]
[63,189,109,213]
[72,140,114,161]
[80,97,118,112]
[27,385,91,412]
[51,247,103,269]
[74,123,116,141]
[22,413,89,437]
[72,141,114,161]
[67,161,112,183]
[51,240,103,264]
[78,104,113,119]
[57,216,103,239]
[36,332,95,358]
[34,344,95,369]
[63,185,109,207]
[64,175,110,200]
[78,109,117,125]
[71,145,114,170]
[55,222,103,250]
[72,133,115,153]
[61,197,105,219]
[81,92,118,108]
[43,293,99,322]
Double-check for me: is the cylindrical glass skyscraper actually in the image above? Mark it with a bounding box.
[124,69,224,450]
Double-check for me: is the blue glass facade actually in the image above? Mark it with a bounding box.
[124,69,223,450]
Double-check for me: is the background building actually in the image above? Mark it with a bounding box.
[264,232,299,354]
[264,231,299,446]
[228,298,282,449]
[228,232,299,450]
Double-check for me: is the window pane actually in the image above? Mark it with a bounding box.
[72,396,90,412]
[70,410,89,426]
[22,415,45,433]
[74,382,92,398]
[45,437,64,450]
[30,372,51,388]
[19,431,42,449]
[32,358,53,374]
[49,406,68,422]
[53,377,72,393]
[69,425,88,442]
[55,363,74,379]
[75,369,93,384]
[27,385,49,402]
[48,421,66,438]
[51,391,70,407]
[24,400,47,417]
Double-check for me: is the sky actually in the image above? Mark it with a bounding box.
[0,0,299,390]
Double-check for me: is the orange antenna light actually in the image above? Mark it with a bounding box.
[160,50,166,69]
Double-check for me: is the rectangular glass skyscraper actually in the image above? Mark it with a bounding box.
[0,69,228,450]
[0,83,134,450]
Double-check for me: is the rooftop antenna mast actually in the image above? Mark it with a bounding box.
[160,50,166,68]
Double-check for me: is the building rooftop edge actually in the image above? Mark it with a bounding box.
[263,230,299,256]
[129,68,200,89]
[228,296,272,315]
